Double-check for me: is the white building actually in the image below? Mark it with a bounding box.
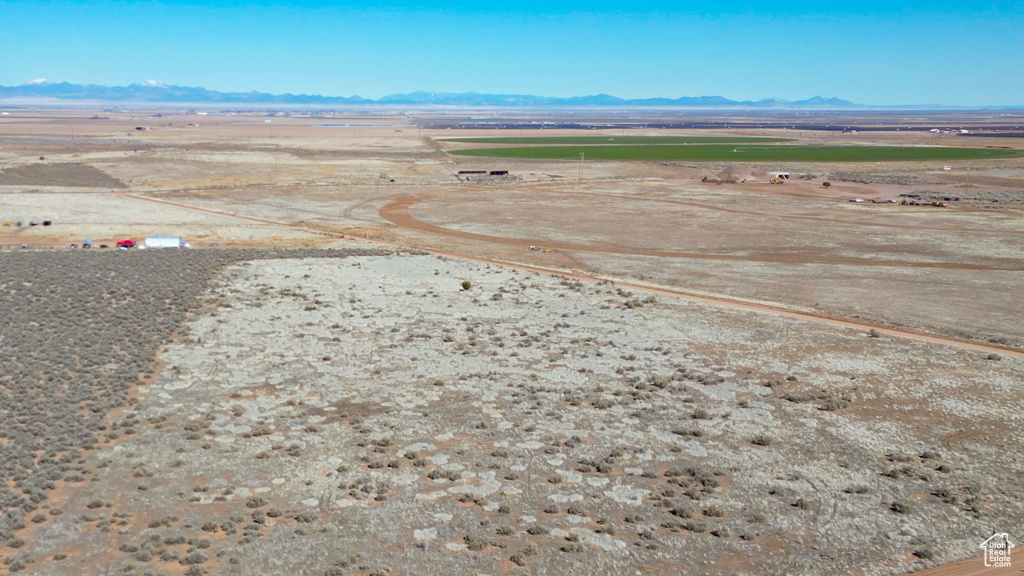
[144,235,185,248]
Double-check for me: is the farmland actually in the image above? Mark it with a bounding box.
[440,136,789,145]
[448,143,1024,162]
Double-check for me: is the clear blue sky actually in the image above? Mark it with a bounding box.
[1,0,1021,106]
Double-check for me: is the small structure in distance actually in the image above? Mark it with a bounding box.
[456,170,518,182]
[144,235,186,249]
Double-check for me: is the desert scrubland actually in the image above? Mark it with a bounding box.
[0,108,1022,575]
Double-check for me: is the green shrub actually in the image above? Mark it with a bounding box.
[821,398,850,411]
[510,545,538,566]
[703,504,725,517]
[683,520,708,533]
[671,506,692,518]
[464,534,490,551]
[179,550,208,565]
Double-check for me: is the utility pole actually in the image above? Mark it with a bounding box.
[966,161,972,194]
[578,152,584,181]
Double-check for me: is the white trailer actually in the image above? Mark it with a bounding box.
[144,235,185,248]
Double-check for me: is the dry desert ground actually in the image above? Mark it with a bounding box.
[0,108,1022,576]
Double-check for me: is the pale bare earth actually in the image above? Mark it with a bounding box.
[1,108,1022,576]
[19,255,1024,576]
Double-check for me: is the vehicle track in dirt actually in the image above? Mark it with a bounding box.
[116,192,343,240]
[378,188,1024,271]
[910,556,1021,576]
[929,172,1024,188]
[539,181,1024,234]
[120,190,1024,359]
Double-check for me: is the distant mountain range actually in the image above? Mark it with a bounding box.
[0,81,942,109]
[0,81,370,105]
[375,91,860,108]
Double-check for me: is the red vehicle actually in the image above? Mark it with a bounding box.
[116,239,136,249]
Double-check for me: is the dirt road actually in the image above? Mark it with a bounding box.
[911,556,1020,576]
[120,190,1024,360]
[930,173,1024,188]
[378,188,1024,271]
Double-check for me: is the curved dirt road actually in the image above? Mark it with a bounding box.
[118,191,1024,360]
[379,188,1024,271]
[117,190,1024,576]
[911,555,1020,576]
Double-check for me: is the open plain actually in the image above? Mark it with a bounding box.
[0,108,1022,575]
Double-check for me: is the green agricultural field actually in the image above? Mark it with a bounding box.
[449,143,1024,162]
[440,136,789,145]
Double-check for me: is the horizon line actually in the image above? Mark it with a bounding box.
[1,81,1022,110]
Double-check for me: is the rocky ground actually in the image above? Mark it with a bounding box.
[4,251,1020,576]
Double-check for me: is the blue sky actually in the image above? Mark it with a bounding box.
[1,0,1021,105]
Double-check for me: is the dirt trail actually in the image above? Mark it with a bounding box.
[118,191,1024,359]
[378,190,1024,271]
[110,192,1024,576]
[457,258,1024,360]
[929,173,1024,188]
[441,180,1024,234]
[910,555,1021,576]
[117,192,342,240]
